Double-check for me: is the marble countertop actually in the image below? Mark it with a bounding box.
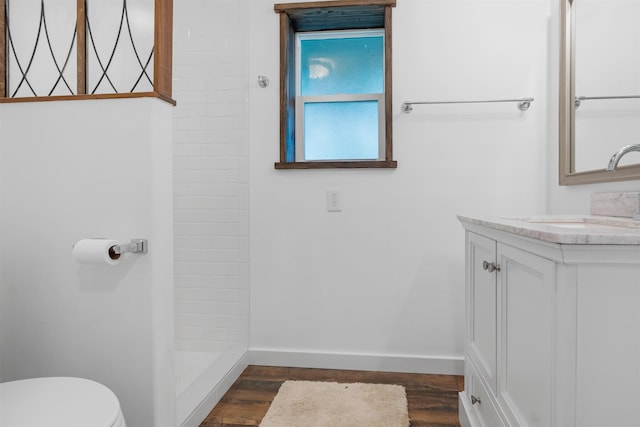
[457,214,640,245]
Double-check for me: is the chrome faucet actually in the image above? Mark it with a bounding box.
[607,144,640,171]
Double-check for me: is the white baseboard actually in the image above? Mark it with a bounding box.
[179,348,249,427]
[248,349,464,375]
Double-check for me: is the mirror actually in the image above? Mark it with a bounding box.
[560,0,640,185]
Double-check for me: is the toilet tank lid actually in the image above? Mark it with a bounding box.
[0,377,123,427]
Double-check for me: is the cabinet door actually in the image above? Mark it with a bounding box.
[467,232,498,392]
[497,243,554,427]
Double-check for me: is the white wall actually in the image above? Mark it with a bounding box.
[0,98,175,427]
[248,0,552,373]
[172,0,250,355]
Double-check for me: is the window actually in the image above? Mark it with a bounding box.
[296,31,385,162]
[274,0,397,169]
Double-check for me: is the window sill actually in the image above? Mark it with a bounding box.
[275,160,397,170]
[0,92,177,106]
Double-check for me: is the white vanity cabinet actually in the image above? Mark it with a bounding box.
[458,216,640,427]
[463,231,554,427]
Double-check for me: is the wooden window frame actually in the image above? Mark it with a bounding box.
[0,0,174,105]
[274,0,397,170]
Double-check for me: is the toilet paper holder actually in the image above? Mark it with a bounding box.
[112,239,148,255]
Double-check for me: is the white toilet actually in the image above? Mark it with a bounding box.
[0,377,126,427]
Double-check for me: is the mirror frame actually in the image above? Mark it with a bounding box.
[559,0,640,185]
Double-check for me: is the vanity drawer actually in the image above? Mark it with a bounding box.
[466,362,505,427]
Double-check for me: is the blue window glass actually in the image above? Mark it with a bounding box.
[300,36,384,96]
[303,101,379,160]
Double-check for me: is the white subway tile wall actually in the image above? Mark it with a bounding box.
[172,0,249,353]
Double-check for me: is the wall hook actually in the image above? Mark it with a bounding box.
[258,75,270,88]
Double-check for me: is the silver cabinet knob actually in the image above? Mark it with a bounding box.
[482,260,500,273]
[471,395,482,405]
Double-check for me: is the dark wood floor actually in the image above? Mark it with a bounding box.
[200,365,464,427]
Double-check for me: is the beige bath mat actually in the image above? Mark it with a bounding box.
[259,380,410,427]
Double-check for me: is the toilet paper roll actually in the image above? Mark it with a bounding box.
[72,239,121,266]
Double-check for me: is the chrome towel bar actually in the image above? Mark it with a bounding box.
[575,94,640,108]
[401,97,534,113]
